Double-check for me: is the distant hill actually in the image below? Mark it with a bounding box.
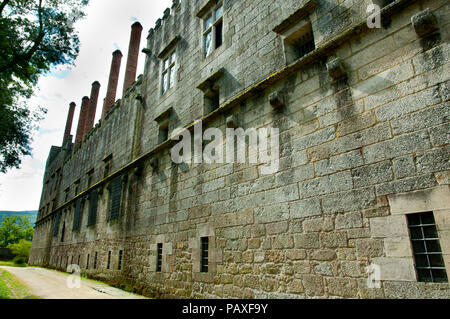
[0,211,38,226]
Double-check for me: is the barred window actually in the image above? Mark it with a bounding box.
[118,250,123,270]
[72,198,82,231]
[201,237,209,273]
[157,243,163,272]
[107,251,111,270]
[87,190,98,227]
[108,176,122,222]
[52,211,61,237]
[94,252,98,269]
[407,212,448,283]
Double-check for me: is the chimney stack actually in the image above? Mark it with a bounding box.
[122,22,143,96]
[84,81,101,137]
[75,96,90,146]
[63,102,76,143]
[102,50,123,122]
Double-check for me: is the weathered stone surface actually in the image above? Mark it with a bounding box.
[31,1,450,300]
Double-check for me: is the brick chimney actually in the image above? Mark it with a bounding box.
[75,96,90,146]
[102,50,123,122]
[63,102,76,143]
[122,22,143,96]
[84,81,101,137]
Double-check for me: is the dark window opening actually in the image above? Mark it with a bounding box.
[73,198,82,231]
[77,255,80,266]
[407,212,448,283]
[104,162,111,178]
[296,30,315,58]
[204,87,220,114]
[86,254,90,269]
[283,22,315,64]
[201,237,209,273]
[87,169,94,188]
[53,212,61,237]
[94,252,98,269]
[157,243,163,272]
[107,251,111,270]
[60,221,65,242]
[158,123,169,144]
[108,176,122,222]
[118,250,123,270]
[215,20,223,48]
[87,190,98,227]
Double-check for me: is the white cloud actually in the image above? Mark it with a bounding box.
[0,0,173,211]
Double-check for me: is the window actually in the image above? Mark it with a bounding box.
[77,255,80,266]
[64,187,70,202]
[60,221,65,242]
[103,154,113,178]
[204,87,220,113]
[157,243,163,272]
[407,212,448,283]
[53,211,60,237]
[107,251,111,270]
[87,169,94,188]
[71,255,74,265]
[161,51,176,95]
[201,237,209,273]
[107,176,122,222]
[203,3,223,57]
[94,252,98,269]
[86,254,90,269]
[72,198,82,231]
[74,179,80,196]
[87,190,98,227]
[118,250,123,270]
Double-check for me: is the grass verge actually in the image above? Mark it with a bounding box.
[0,269,37,299]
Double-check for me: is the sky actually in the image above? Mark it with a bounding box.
[0,0,173,211]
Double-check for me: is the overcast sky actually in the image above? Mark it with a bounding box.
[0,0,173,211]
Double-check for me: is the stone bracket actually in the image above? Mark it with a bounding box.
[411,8,438,38]
[326,57,346,79]
[269,91,286,109]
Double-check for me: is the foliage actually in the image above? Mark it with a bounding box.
[8,239,32,259]
[12,255,27,265]
[0,0,89,173]
[0,216,34,248]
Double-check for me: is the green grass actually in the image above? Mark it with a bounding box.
[0,260,27,267]
[0,269,37,299]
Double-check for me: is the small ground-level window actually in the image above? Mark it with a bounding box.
[94,252,98,269]
[118,250,123,270]
[157,243,163,272]
[407,211,448,283]
[107,251,111,270]
[201,237,209,273]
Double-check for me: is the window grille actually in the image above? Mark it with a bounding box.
[407,212,448,283]
[201,237,209,273]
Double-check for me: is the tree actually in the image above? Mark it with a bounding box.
[0,0,89,173]
[0,216,34,248]
[8,239,32,258]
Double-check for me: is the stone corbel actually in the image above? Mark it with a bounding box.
[269,91,286,109]
[326,57,346,79]
[411,8,438,38]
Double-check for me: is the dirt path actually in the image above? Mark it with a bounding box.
[0,266,147,299]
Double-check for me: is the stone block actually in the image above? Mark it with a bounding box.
[384,237,413,258]
[320,231,347,248]
[299,171,353,199]
[335,212,363,229]
[387,185,450,215]
[352,161,393,188]
[295,233,320,249]
[370,215,408,238]
[326,277,357,298]
[302,275,324,297]
[372,257,416,281]
[355,238,383,258]
[322,188,377,214]
[315,150,363,177]
[290,198,322,219]
[392,156,416,179]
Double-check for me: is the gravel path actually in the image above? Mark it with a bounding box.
[0,266,147,299]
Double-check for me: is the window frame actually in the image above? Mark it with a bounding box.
[407,211,448,283]
[156,243,163,272]
[161,50,177,95]
[202,2,223,58]
[200,237,209,273]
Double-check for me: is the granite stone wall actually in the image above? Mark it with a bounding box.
[30,0,450,298]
